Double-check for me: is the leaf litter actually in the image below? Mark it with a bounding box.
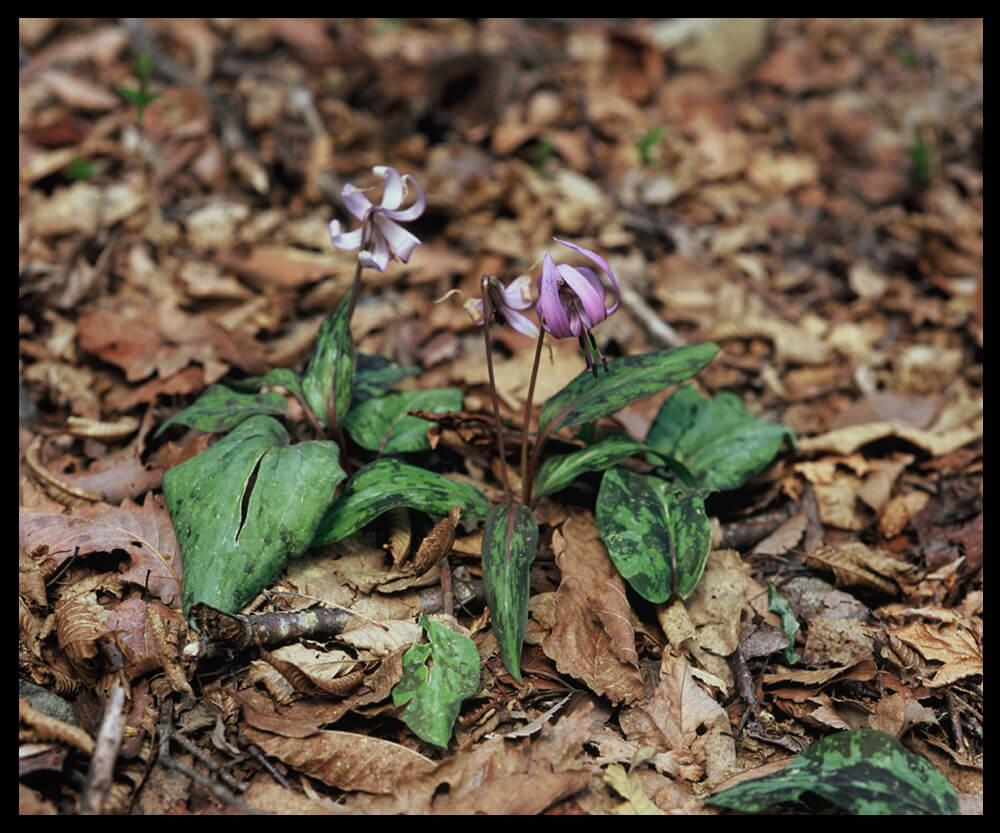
[19,18,980,814]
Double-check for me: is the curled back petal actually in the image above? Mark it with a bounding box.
[341,184,374,223]
[373,166,405,211]
[501,275,535,310]
[380,174,427,223]
[329,221,366,251]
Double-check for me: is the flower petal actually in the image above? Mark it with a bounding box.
[380,174,426,223]
[502,307,540,338]
[329,221,366,251]
[373,215,422,263]
[373,166,405,211]
[500,275,535,310]
[341,184,374,223]
[536,253,574,339]
[362,232,391,272]
[555,238,620,316]
[558,264,608,329]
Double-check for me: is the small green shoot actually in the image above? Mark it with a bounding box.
[118,52,160,126]
[635,126,664,167]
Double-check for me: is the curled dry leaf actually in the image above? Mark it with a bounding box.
[805,542,913,595]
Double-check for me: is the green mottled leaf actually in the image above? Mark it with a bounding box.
[538,344,718,437]
[392,614,481,748]
[768,581,801,665]
[353,354,421,404]
[596,467,710,603]
[155,385,286,437]
[481,503,538,683]
[302,298,355,429]
[344,388,463,454]
[707,729,959,815]
[163,416,345,618]
[534,433,651,499]
[234,367,307,405]
[311,458,490,546]
[646,385,796,492]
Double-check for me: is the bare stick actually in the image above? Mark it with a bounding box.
[79,686,127,814]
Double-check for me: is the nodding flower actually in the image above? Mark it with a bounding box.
[328,166,426,272]
[535,239,620,374]
[468,274,540,338]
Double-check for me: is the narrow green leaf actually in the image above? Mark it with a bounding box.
[481,503,538,683]
[344,387,463,454]
[155,385,286,437]
[596,467,711,603]
[353,354,421,404]
[534,433,651,499]
[163,416,346,618]
[707,729,959,815]
[768,582,801,665]
[392,614,481,748]
[302,298,355,429]
[646,385,796,492]
[538,344,718,437]
[311,458,490,546]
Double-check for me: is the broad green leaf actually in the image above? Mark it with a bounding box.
[353,354,421,404]
[302,298,355,429]
[481,503,538,683]
[233,367,308,404]
[311,458,490,546]
[768,581,801,665]
[155,385,286,437]
[392,614,481,748]
[596,467,710,603]
[538,344,718,437]
[646,385,796,492]
[344,387,463,454]
[707,729,959,815]
[534,433,651,499]
[163,415,345,618]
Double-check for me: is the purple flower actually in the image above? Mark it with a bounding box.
[469,275,539,338]
[536,239,620,373]
[328,166,426,272]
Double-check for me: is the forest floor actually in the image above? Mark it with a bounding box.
[18,18,981,814]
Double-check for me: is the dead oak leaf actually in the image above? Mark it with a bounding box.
[240,725,436,795]
[19,493,182,607]
[78,304,268,384]
[542,511,645,705]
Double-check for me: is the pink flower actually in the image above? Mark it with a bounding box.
[470,275,539,338]
[536,239,620,373]
[328,166,426,272]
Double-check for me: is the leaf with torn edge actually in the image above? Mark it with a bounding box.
[392,614,481,748]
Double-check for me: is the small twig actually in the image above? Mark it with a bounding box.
[439,556,455,618]
[79,686,127,814]
[946,690,966,754]
[156,698,262,815]
[237,734,294,791]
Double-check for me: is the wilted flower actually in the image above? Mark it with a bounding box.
[468,274,539,338]
[536,239,620,373]
[328,166,426,272]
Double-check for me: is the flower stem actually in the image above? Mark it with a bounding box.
[481,276,512,502]
[345,215,373,320]
[520,325,547,506]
